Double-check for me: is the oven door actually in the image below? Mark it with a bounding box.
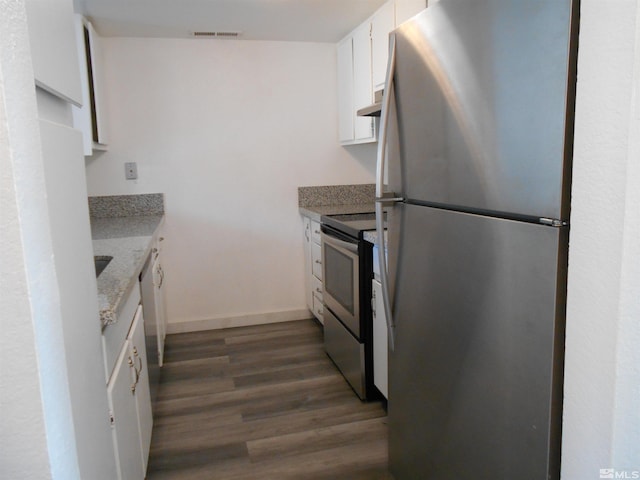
[321,227,360,338]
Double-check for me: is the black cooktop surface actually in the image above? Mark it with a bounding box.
[321,212,378,239]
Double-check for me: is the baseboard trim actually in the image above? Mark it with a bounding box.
[167,308,313,334]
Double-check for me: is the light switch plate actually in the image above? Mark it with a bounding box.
[125,162,138,180]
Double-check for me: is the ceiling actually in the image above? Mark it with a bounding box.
[75,0,388,43]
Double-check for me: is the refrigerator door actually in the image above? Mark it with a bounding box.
[389,203,567,480]
[390,0,576,221]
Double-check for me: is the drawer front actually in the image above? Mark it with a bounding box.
[311,242,322,280]
[102,285,141,383]
[324,308,366,399]
[311,275,323,302]
[311,220,322,245]
[312,294,324,324]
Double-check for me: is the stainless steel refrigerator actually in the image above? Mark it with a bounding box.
[374,1,579,478]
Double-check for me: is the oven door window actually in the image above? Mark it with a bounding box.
[324,244,355,315]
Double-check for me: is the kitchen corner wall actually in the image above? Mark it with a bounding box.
[84,37,377,329]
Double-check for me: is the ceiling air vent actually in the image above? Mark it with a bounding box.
[192,31,242,39]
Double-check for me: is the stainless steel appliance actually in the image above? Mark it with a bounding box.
[375,1,579,478]
[321,213,377,400]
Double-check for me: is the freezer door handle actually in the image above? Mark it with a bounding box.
[376,33,398,352]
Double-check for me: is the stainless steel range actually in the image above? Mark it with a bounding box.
[320,212,378,401]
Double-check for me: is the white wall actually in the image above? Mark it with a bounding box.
[562,0,640,477]
[85,37,377,328]
[1,1,78,477]
[2,1,119,478]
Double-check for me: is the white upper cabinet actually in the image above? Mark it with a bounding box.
[371,1,396,91]
[24,0,83,105]
[337,37,355,143]
[352,21,375,142]
[395,0,428,26]
[338,0,429,146]
[73,16,109,155]
[337,23,376,145]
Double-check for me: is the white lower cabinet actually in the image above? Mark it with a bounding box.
[372,279,388,399]
[106,301,153,480]
[302,216,324,324]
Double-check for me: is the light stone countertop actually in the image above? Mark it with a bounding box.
[91,215,164,329]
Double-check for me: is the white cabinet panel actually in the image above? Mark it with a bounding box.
[372,279,388,398]
[152,251,167,366]
[302,217,313,311]
[311,275,323,303]
[24,0,82,105]
[105,299,152,480]
[312,242,323,280]
[73,16,109,154]
[108,338,144,480]
[128,306,152,474]
[102,286,141,382]
[312,295,324,324]
[372,1,396,90]
[353,22,375,141]
[310,220,322,245]
[302,215,324,323]
[337,37,355,143]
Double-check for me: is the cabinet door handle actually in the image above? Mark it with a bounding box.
[315,260,322,265]
[316,287,322,293]
[129,349,142,391]
[128,356,138,394]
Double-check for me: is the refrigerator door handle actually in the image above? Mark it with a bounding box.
[376,33,397,352]
[375,33,396,201]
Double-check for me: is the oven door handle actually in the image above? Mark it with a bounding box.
[322,233,359,255]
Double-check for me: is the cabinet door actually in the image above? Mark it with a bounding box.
[24,0,82,105]
[73,17,109,154]
[302,217,313,311]
[108,340,144,480]
[312,242,323,280]
[86,20,109,146]
[128,306,153,475]
[337,37,355,143]
[372,279,388,398]
[353,22,375,141]
[312,294,324,325]
[152,253,167,366]
[372,1,396,90]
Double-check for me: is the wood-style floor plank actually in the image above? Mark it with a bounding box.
[146,319,392,479]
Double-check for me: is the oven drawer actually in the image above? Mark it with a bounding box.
[324,308,366,400]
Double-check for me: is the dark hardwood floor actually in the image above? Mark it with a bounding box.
[146,319,392,480]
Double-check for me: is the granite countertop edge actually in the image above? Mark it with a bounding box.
[91,215,165,329]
